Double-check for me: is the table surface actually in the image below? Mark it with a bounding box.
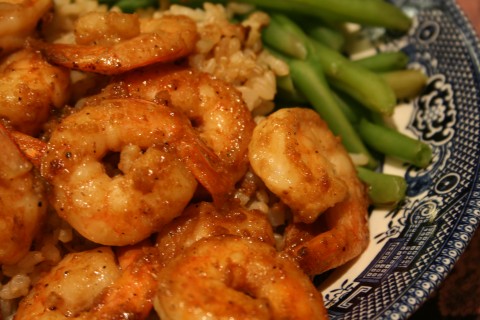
[456,0,480,34]
[410,1,480,319]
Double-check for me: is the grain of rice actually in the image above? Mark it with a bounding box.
[0,274,31,300]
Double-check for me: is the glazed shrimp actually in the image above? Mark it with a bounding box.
[156,201,275,265]
[33,12,198,75]
[249,108,370,275]
[93,65,255,186]
[0,123,46,264]
[154,235,328,320]
[0,48,70,135]
[249,107,349,224]
[249,108,369,275]
[15,244,161,319]
[41,98,230,246]
[0,0,52,54]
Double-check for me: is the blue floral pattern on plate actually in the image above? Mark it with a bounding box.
[320,1,480,319]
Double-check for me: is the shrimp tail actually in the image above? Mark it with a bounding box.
[0,123,46,169]
[178,137,235,205]
[9,130,47,169]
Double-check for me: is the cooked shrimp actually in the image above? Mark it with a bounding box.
[41,98,225,246]
[15,244,161,319]
[156,201,275,265]
[249,107,349,224]
[248,108,369,275]
[0,0,52,54]
[154,235,328,320]
[33,12,198,75]
[93,65,255,186]
[0,48,70,135]
[0,123,46,265]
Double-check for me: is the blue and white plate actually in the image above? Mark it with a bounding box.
[319,1,480,319]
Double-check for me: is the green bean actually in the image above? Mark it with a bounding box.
[307,25,345,51]
[276,75,308,104]
[331,92,363,124]
[381,69,429,100]
[357,118,432,168]
[262,14,309,59]
[357,167,407,206]
[100,0,157,12]
[334,91,396,129]
[169,0,412,31]
[352,51,409,72]
[310,39,397,115]
[291,0,412,31]
[286,57,378,169]
[261,14,397,115]
[367,110,396,129]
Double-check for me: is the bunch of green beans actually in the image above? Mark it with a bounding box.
[100,0,432,207]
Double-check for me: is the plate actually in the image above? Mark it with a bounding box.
[319,1,480,319]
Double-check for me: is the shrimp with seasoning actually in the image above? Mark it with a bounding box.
[0,123,46,265]
[0,0,52,54]
[0,48,70,135]
[33,12,198,75]
[249,108,369,275]
[249,107,349,224]
[154,235,329,320]
[92,65,255,189]
[15,243,161,319]
[41,98,230,246]
[156,201,275,265]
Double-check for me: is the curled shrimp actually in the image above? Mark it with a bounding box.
[0,123,46,265]
[0,0,52,54]
[249,107,349,224]
[0,48,70,135]
[156,201,275,265]
[250,108,369,275]
[15,243,161,319]
[93,65,255,187]
[41,98,231,246]
[33,12,198,75]
[154,235,328,320]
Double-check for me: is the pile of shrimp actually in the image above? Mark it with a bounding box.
[0,1,370,319]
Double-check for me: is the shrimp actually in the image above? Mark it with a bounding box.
[0,0,52,54]
[0,123,46,265]
[33,12,198,75]
[154,235,329,320]
[92,65,255,187]
[250,108,369,275]
[41,98,231,246]
[248,107,349,224]
[0,48,70,135]
[15,244,161,319]
[156,201,275,265]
